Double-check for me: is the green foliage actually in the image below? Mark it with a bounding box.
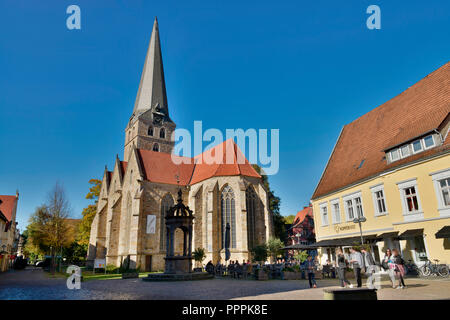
[267,238,284,260]
[106,264,119,274]
[250,244,268,263]
[293,250,309,263]
[62,241,87,263]
[193,248,206,266]
[283,215,296,225]
[77,179,102,248]
[252,165,285,243]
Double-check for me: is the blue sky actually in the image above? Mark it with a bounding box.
[0,0,449,230]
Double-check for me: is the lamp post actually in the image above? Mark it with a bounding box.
[295,233,301,245]
[353,217,367,246]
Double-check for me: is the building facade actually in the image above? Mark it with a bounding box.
[287,206,315,246]
[0,192,19,272]
[87,18,274,271]
[311,62,450,266]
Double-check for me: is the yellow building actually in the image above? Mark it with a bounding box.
[311,62,450,267]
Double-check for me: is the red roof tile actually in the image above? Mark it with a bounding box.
[0,195,17,222]
[312,62,450,199]
[293,206,313,226]
[135,139,261,185]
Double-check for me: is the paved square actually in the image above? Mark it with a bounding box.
[0,268,449,300]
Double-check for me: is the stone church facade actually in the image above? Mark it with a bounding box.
[87,18,274,271]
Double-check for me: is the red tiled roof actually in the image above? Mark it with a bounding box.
[137,149,195,185]
[0,195,17,222]
[293,206,313,226]
[312,62,450,199]
[190,139,261,185]
[136,139,261,186]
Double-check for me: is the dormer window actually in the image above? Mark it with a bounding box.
[160,128,165,139]
[148,127,154,136]
[412,140,423,153]
[423,135,435,149]
[390,149,400,162]
[400,145,410,158]
[388,134,438,163]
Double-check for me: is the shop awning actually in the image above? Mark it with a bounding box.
[435,226,450,239]
[377,231,399,239]
[308,234,378,248]
[398,229,423,239]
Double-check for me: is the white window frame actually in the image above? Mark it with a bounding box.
[319,202,329,226]
[330,198,341,224]
[411,139,423,154]
[423,134,435,150]
[342,191,363,222]
[396,178,424,221]
[430,168,450,217]
[400,145,410,158]
[370,183,389,216]
[389,149,400,162]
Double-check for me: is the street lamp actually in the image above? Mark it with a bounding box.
[295,233,301,245]
[353,216,367,245]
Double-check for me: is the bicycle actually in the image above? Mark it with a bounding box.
[404,259,421,276]
[420,259,449,277]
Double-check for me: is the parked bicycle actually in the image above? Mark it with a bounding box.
[404,259,421,276]
[420,259,449,277]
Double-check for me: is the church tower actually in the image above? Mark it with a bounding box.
[124,17,175,160]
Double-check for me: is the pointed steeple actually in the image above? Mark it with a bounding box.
[132,17,169,118]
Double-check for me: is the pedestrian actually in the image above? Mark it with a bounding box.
[349,247,364,288]
[382,249,396,288]
[392,249,406,289]
[335,248,352,288]
[361,247,377,289]
[306,255,317,288]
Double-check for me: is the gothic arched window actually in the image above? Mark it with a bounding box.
[246,186,257,250]
[160,127,165,139]
[160,194,174,251]
[148,126,154,136]
[221,185,236,249]
[153,143,159,152]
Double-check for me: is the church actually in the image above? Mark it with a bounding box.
[87,18,274,271]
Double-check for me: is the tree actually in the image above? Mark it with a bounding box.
[25,183,72,271]
[76,179,101,248]
[283,215,296,225]
[252,165,286,242]
[193,248,206,268]
[267,238,284,262]
[293,250,309,263]
[267,238,283,261]
[250,244,268,263]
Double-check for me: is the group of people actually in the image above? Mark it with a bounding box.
[334,247,406,289]
[205,259,253,278]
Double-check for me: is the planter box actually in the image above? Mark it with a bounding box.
[122,272,139,279]
[257,270,268,280]
[283,271,302,280]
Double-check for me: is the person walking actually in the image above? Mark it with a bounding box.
[361,247,377,289]
[349,247,364,288]
[335,248,352,288]
[306,256,317,288]
[392,249,406,289]
[382,249,396,288]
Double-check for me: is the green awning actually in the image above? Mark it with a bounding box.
[282,244,312,250]
[435,226,450,239]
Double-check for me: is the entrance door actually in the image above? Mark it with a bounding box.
[145,255,152,272]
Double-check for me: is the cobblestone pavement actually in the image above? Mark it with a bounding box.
[1,267,449,300]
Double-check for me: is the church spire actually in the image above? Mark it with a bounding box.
[132,17,169,118]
